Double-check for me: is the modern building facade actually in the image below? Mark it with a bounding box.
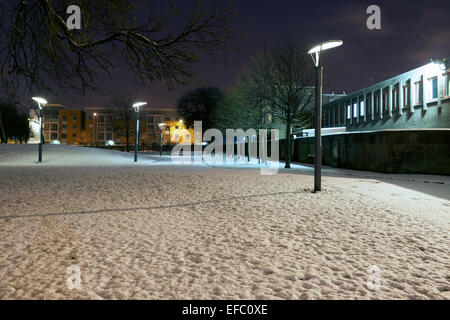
[322,58,450,131]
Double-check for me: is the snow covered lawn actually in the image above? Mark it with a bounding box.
[0,144,449,299]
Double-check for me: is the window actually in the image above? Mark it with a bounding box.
[51,133,58,140]
[366,97,371,117]
[72,134,77,138]
[359,100,365,117]
[73,125,77,129]
[44,124,49,130]
[429,77,438,100]
[106,115,112,123]
[98,133,104,140]
[148,116,154,123]
[106,133,112,140]
[61,133,67,139]
[353,103,357,118]
[415,81,423,104]
[383,91,389,112]
[98,124,105,131]
[392,86,399,110]
[403,84,410,107]
[62,124,67,130]
[98,115,105,123]
[106,125,112,132]
[445,73,450,97]
[51,124,58,131]
[340,106,345,122]
[73,116,77,120]
[346,105,351,119]
[374,95,380,114]
[62,116,67,122]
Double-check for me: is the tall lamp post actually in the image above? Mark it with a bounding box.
[132,102,147,162]
[158,123,167,156]
[32,97,48,163]
[308,40,343,192]
[92,112,97,146]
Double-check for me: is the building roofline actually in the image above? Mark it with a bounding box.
[324,57,450,106]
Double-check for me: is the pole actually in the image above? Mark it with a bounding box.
[38,107,42,163]
[314,64,323,192]
[134,109,139,162]
[160,126,163,156]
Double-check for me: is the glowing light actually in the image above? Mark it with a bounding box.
[105,140,115,146]
[132,102,147,110]
[158,122,167,127]
[308,40,343,54]
[32,97,48,107]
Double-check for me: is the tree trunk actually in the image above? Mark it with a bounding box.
[125,123,130,152]
[285,121,291,168]
[0,112,6,143]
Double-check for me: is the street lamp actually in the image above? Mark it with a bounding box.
[158,123,167,156]
[308,40,343,192]
[93,112,97,146]
[32,97,48,163]
[132,102,147,162]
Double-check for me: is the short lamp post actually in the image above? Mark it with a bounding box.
[32,97,48,163]
[158,123,167,156]
[132,102,147,162]
[308,40,343,192]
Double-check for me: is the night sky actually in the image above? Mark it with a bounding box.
[60,0,450,109]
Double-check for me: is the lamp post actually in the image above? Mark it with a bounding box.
[93,112,97,146]
[308,40,343,192]
[132,102,147,162]
[158,123,167,156]
[32,97,48,163]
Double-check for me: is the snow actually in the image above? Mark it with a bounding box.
[0,144,449,299]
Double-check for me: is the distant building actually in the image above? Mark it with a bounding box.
[322,58,450,131]
[29,105,194,147]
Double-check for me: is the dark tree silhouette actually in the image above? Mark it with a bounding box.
[176,87,224,131]
[0,0,237,95]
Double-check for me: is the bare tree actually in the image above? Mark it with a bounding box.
[250,40,315,168]
[0,0,237,96]
[107,91,134,152]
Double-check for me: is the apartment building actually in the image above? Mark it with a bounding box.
[30,105,193,147]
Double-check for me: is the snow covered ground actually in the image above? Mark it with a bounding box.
[0,144,448,299]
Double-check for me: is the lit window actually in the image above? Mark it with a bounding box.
[430,77,438,100]
[347,105,351,119]
[445,74,450,97]
[415,81,423,104]
[359,100,365,117]
[392,87,399,110]
[353,103,357,118]
[383,91,389,112]
[403,84,410,107]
